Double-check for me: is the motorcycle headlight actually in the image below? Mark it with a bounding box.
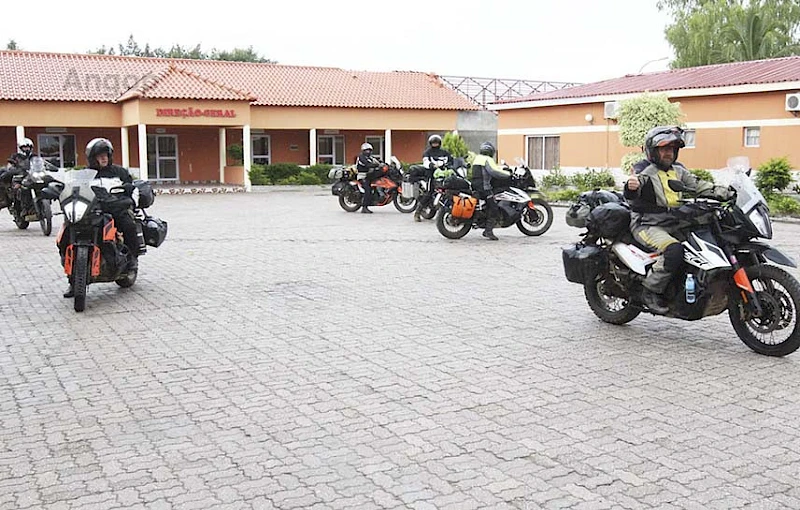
[29,170,46,183]
[748,207,772,239]
[64,200,90,223]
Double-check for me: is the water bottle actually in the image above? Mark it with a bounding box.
[685,274,696,304]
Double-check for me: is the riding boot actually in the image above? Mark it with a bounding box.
[641,262,672,314]
[413,208,421,222]
[63,281,74,298]
[482,219,499,241]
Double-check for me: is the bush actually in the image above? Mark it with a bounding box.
[545,188,581,202]
[442,132,470,158]
[570,168,615,190]
[621,152,645,174]
[277,171,323,185]
[227,143,243,164]
[690,168,715,184]
[249,164,268,185]
[755,157,793,195]
[767,194,800,216]
[617,93,684,148]
[305,164,334,182]
[541,167,569,189]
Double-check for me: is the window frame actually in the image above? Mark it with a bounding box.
[365,136,384,161]
[683,129,696,149]
[317,135,345,165]
[525,135,561,170]
[744,127,761,148]
[36,133,76,168]
[251,134,271,166]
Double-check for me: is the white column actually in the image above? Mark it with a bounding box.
[15,126,25,144]
[137,124,148,181]
[384,129,392,162]
[243,124,252,191]
[120,127,130,168]
[219,127,227,184]
[309,128,317,165]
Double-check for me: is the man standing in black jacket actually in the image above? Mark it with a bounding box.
[357,143,381,214]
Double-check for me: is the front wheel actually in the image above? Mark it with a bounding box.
[73,245,89,312]
[584,272,640,325]
[435,207,472,239]
[393,193,417,213]
[729,264,800,356]
[38,200,52,236]
[338,187,363,212]
[517,198,553,236]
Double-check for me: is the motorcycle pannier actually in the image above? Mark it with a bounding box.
[443,175,471,191]
[562,243,605,284]
[142,215,168,247]
[451,195,477,219]
[586,202,631,240]
[133,180,155,209]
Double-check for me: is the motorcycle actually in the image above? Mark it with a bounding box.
[330,156,417,213]
[562,156,800,357]
[414,157,471,221]
[8,156,57,235]
[43,170,168,312]
[435,159,553,239]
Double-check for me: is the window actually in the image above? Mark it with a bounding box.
[365,136,384,161]
[146,134,179,180]
[37,134,76,168]
[526,135,560,170]
[744,127,760,147]
[318,135,344,165]
[683,129,696,148]
[251,135,271,165]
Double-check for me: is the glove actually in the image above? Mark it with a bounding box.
[726,186,737,200]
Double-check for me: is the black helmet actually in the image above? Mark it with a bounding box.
[428,134,442,147]
[644,126,685,170]
[479,141,495,157]
[86,138,114,168]
[17,137,33,157]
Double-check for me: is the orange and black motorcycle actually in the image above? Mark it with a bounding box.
[330,156,417,213]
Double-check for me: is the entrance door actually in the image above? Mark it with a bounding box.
[147,135,179,180]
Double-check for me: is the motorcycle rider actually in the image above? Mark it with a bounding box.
[413,134,453,222]
[624,126,733,313]
[0,138,35,210]
[357,142,382,214]
[469,141,511,241]
[63,138,141,298]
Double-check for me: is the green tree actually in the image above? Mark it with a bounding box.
[660,0,800,68]
[441,132,470,158]
[6,39,18,50]
[617,93,684,172]
[89,34,275,63]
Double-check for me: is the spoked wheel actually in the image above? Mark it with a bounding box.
[73,246,89,312]
[729,264,800,356]
[517,198,553,236]
[435,208,472,239]
[38,200,52,236]
[393,193,417,213]
[338,189,363,212]
[584,272,640,325]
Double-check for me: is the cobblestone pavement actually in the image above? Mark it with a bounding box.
[2,189,800,510]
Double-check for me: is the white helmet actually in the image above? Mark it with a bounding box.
[17,137,34,156]
[360,142,373,152]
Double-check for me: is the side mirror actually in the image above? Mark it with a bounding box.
[668,179,687,193]
[746,168,752,177]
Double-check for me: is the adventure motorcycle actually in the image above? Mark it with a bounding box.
[43,170,168,312]
[562,156,800,357]
[435,160,553,239]
[413,157,471,221]
[8,156,57,235]
[330,156,417,213]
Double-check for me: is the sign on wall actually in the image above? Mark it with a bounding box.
[156,107,237,118]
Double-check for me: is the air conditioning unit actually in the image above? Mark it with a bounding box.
[603,101,620,120]
[786,93,800,112]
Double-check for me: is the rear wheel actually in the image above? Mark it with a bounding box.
[435,208,471,239]
[38,200,52,236]
[584,272,640,325]
[393,193,417,213]
[73,246,89,312]
[338,188,362,212]
[729,264,800,356]
[517,198,553,236]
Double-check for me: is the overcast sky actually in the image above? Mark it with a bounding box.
[6,0,675,84]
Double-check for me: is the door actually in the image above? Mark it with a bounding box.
[147,134,179,180]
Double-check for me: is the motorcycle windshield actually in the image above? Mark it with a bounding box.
[63,169,99,186]
[729,166,766,215]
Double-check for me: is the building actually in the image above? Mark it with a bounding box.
[489,56,800,177]
[0,50,480,187]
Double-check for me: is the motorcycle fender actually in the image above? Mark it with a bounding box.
[738,242,797,268]
[64,245,74,275]
[56,223,66,246]
[91,246,102,277]
[102,217,117,242]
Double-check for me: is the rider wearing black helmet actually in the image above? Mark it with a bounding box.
[469,141,511,240]
[356,142,382,213]
[62,138,141,297]
[624,126,733,313]
[413,134,453,222]
[0,138,35,209]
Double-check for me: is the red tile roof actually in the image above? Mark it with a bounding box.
[494,56,800,105]
[0,50,479,110]
[116,64,256,102]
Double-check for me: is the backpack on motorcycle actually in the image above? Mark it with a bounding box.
[586,202,631,240]
[562,243,606,284]
[141,215,168,247]
[566,189,624,228]
[451,195,477,219]
[133,180,155,209]
[442,174,470,191]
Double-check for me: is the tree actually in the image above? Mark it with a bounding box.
[6,39,18,50]
[441,132,470,159]
[89,34,275,63]
[617,93,684,172]
[660,0,800,68]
